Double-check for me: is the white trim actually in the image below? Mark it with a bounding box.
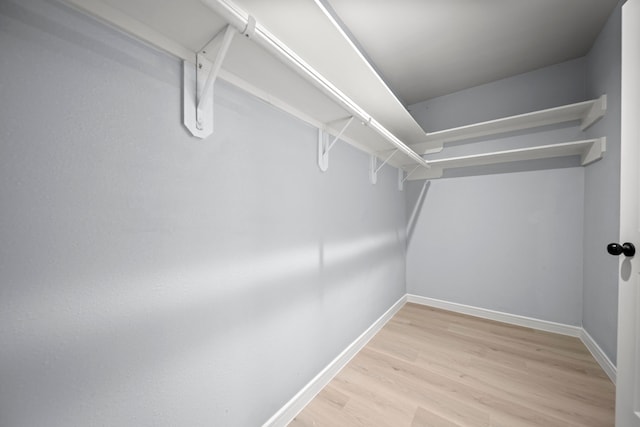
[406,294,582,337]
[265,295,616,426]
[262,295,407,427]
[407,295,617,383]
[580,328,617,384]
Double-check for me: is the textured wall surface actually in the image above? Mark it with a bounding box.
[407,4,623,361]
[0,2,406,426]
[406,168,585,325]
[583,1,623,365]
[406,59,588,326]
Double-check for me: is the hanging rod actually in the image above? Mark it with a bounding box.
[200,0,430,170]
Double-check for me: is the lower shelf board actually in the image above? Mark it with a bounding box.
[405,137,606,180]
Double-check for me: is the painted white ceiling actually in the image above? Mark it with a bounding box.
[325,0,619,105]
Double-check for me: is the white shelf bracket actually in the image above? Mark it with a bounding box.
[581,94,607,131]
[401,165,421,184]
[318,128,328,171]
[581,137,607,165]
[241,15,257,38]
[369,149,400,184]
[375,150,398,174]
[369,149,399,184]
[183,25,237,138]
[318,116,354,172]
[369,155,378,184]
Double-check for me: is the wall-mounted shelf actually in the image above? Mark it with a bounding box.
[62,0,429,176]
[409,95,607,154]
[406,138,606,181]
[61,0,609,185]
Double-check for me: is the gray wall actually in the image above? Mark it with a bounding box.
[0,2,406,426]
[406,59,589,326]
[407,4,623,364]
[583,1,623,365]
[409,58,588,133]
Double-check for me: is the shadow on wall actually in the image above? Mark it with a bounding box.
[403,153,582,247]
[0,230,403,423]
[0,1,178,85]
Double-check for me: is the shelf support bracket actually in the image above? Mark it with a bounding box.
[370,149,398,184]
[580,94,607,131]
[183,25,237,138]
[318,116,354,172]
[375,150,398,174]
[318,129,328,171]
[581,137,607,165]
[401,165,421,184]
[370,156,378,184]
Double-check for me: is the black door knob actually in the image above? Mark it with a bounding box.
[607,242,636,257]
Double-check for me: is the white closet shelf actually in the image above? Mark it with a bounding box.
[406,138,606,181]
[62,0,428,172]
[409,95,607,154]
[60,1,608,182]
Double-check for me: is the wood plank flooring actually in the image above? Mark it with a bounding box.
[289,303,615,427]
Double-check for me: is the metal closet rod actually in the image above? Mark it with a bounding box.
[200,0,430,170]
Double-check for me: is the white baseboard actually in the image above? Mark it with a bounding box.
[580,328,617,384]
[406,294,582,337]
[262,294,407,427]
[265,294,616,426]
[406,294,617,384]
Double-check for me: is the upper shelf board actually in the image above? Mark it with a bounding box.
[409,95,607,154]
[61,0,427,170]
[407,138,606,180]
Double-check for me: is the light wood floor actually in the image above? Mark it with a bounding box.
[290,303,615,427]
